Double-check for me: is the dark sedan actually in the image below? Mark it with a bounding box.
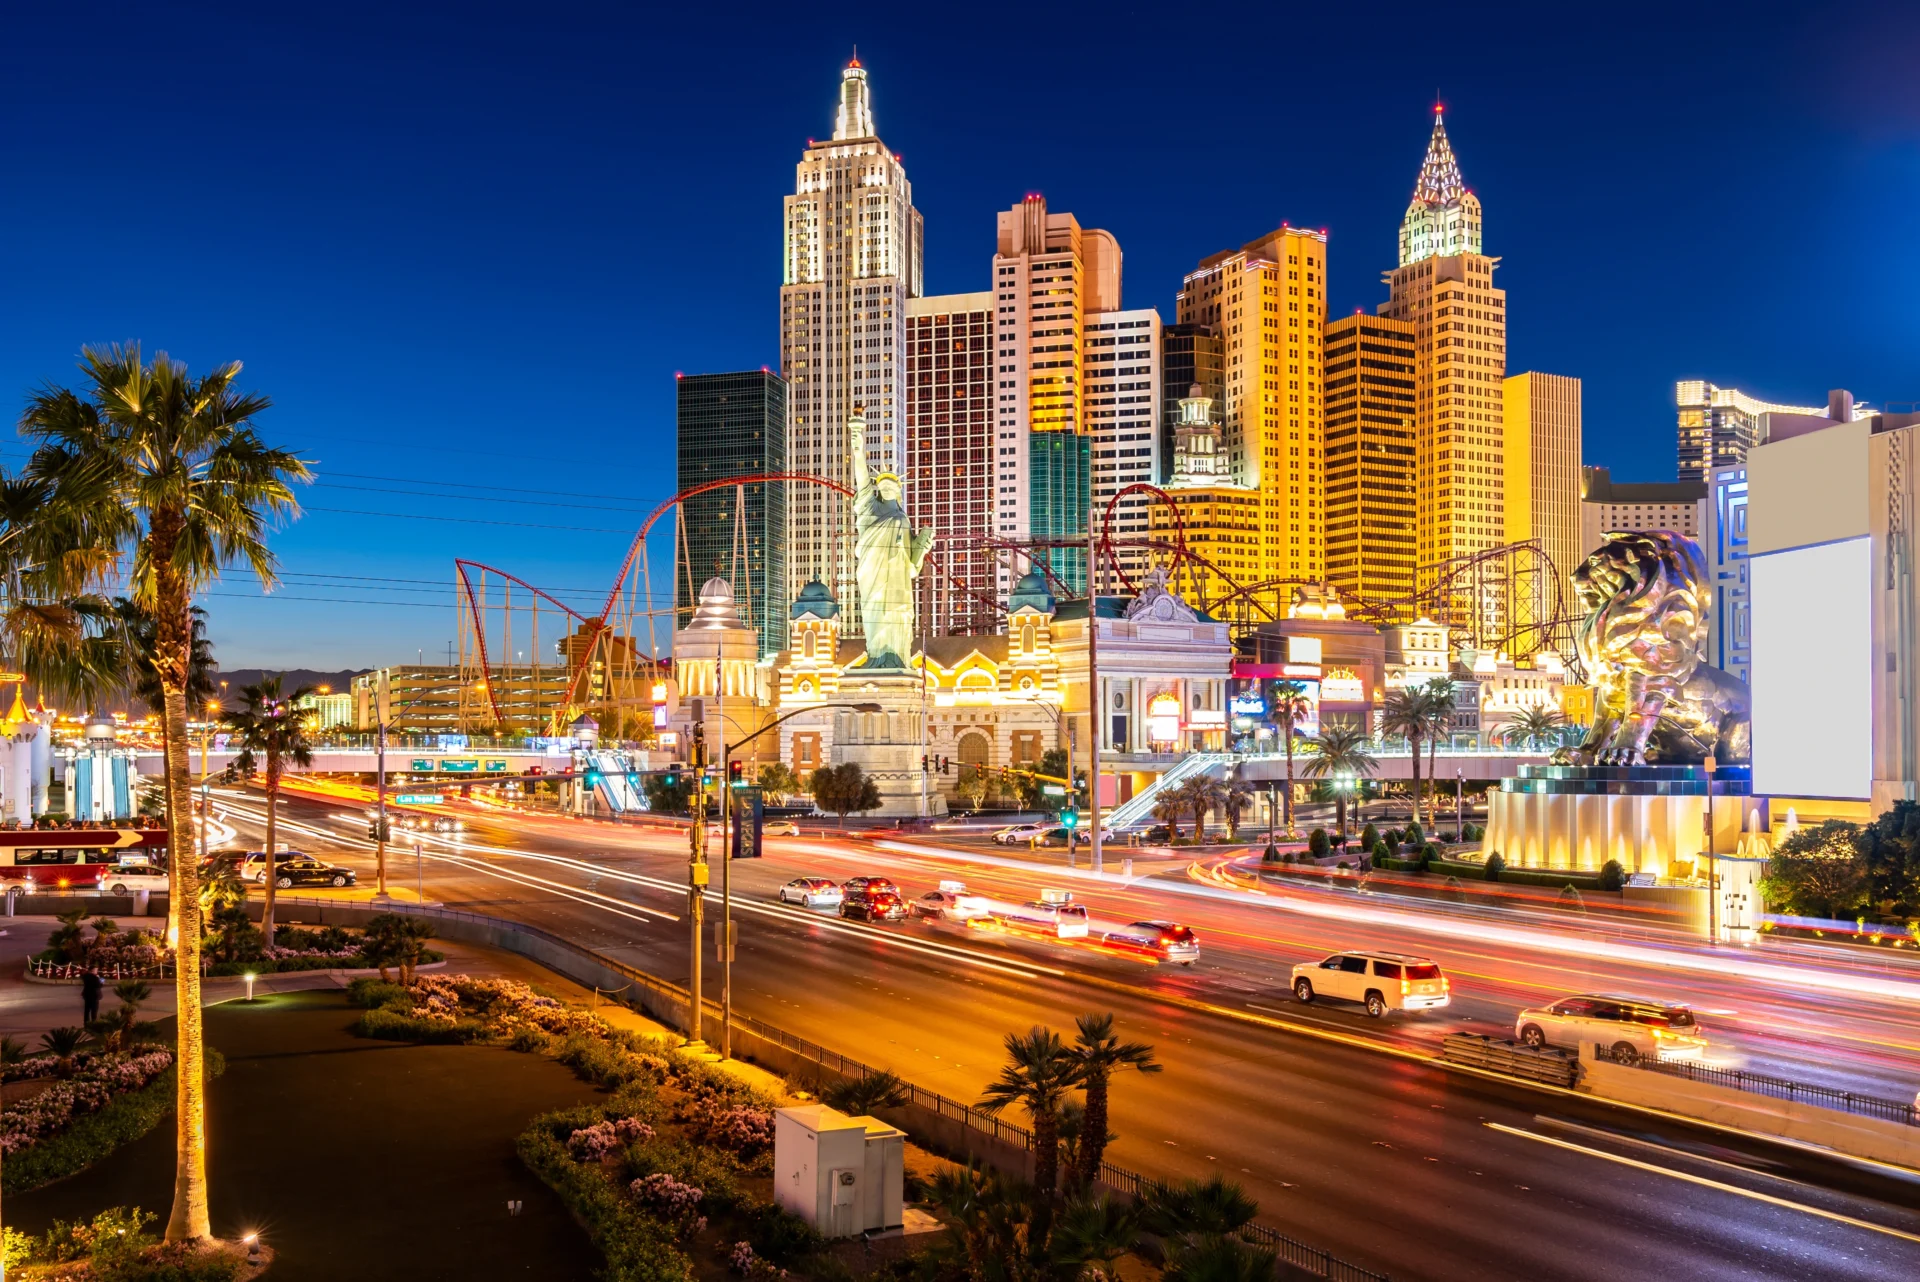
[839,887,907,922]
[270,858,357,889]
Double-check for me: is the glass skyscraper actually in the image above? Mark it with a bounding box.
[676,372,789,658]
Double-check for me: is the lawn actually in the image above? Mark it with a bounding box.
[6,990,603,1281]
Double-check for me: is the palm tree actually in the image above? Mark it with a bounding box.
[1152,790,1187,843]
[1299,718,1379,840]
[822,1068,910,1116]
[39,1026,88,1078]
[22,344,308,1244]
[1219,781,1256,843]
[1380,687,1434,830]
[1181,776,1226,844]
[1137,1174,1259,1239]
[1162,1234,1278,1282]
[223,674,316,944]
[1501,704,1567,752]
[1066,1013,1160,1186]
[1269,681,1313,836]
[1050,1191,1138,1279]
[89,980,156,1053]
[977,1026,1083,1197]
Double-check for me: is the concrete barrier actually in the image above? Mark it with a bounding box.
[1580,1050,1920,1170]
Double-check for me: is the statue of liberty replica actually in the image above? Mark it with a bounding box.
[849,406,934,667]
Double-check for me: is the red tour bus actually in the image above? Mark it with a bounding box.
[0,823,169,889]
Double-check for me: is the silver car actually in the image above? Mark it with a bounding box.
[777,877,843,909]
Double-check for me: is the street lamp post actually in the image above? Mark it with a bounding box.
[1456,769,1465,842]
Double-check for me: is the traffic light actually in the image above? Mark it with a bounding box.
[663,771,677,787]
[921,754,929,772]
[584,768,603,789]
[728,759,745,787]
[1061,809,1079,831]
[367,819,391,841]
[941,756,950,774]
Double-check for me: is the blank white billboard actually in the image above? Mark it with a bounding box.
[1750,537,1872,799]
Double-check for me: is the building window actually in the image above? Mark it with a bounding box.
[1011,731,1042,765]
[793,733,820,771]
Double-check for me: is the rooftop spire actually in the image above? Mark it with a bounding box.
[833,58,874,140]
[1412,107,1465,206]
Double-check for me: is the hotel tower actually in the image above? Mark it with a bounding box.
[780,59,924,631]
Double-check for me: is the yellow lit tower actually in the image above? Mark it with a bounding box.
[1378,108,1507,629]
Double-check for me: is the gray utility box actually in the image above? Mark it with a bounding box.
[773,1104,905,1238]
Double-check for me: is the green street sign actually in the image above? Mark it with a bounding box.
[440,759,480,773]
[394,794,444,805]
[483,759,508,772]
[409,759,435,771]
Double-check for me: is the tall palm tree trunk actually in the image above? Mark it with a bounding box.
[1282,733,1296,836]
[1408,732,1423,830]
[1078,1073,1110,1186]
[162,680,211,1241]
[261,760,278,946]
[1335,793,1348,840]
[1426,730,1440,832]
[1034,1108,1060,1196]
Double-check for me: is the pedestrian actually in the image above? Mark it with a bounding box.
[81,968,104,1025]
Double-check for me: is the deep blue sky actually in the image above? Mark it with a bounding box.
[4,1,1916,668]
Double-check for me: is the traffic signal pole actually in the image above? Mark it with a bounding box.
[687,718,707,1048]
[1088,517,1104,875]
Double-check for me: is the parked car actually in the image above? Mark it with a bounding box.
[96,859,169,894]
[1515,994,1707,1065]
[1101,921,1201,964]
[993,891,1090,939]
[1290,951,1450,1017]
[839,886,907,922]
[269,858,357,889]
[909,883,990,922]
[777,877,843,909]
[234,850,308,884]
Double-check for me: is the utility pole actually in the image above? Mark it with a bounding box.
[717,656,732,1061]
[1087,517,1103,875]
[686,711,707,1047]
[375,670,391,898]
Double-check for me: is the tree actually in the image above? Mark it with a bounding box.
[811,762,881,822]
[1421,678,1456,823]
[1137,1174,1259,1239]
[1761,821,1870,920]
[755,761,799,805]
[1269,681,1314,835]
[1049,1190,1138,1279]
[23,344,308,1242]
[1298,718,1378,839]
[1162,1234,1277,1282]
[1501,705,1567,752]
[644,773,693,815]
[1219,781,1255,842]
[362,913,438,984]
[1179,776,1226,844]
[1152,790,1187,843]
[977,1026,1083,1198]
[1380,688,1434,830]
[222,674,315,945]
[1066,1013,1160,1186]
[821,1068,909,1116]
[956,766,990,813]
[89,980,157,1053]
[1860,801,1920,909]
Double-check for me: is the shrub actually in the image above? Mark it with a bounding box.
[1485,852,1506,882]
[734,1200,823,1266]
[1372,838,1391,864]
[3,1053,223,1195]
[518,1118,693,1282]
[1597,859,1626,892]
[1405,822,1424,846]
[1385,829,1404,849]
[1420,842,1440,868]
[1359,822,1379,851]
[356,1006,486,1044]
[1307,828,1330,858]
[1261,847,1282,864]
[346,978,409,1009]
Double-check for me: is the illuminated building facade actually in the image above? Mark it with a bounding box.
[1675,380,1834,484]
[1176,226,1328,585]
[906,293,997,636]
[1086,308,1162,586]
[1378,110,1507,627]
[1579,466,1706,553]
[1502,371,1583,634]
[780,59,923,632]
[676,371,789,657]
[1323,314,1417,615]
[1160,323,1223,481]
[991,196,1121,597]
[1705,463,1750,683]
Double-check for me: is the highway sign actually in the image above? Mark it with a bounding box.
[394,794,444,805]
[1042,784,1066,796]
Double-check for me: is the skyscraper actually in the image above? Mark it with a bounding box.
[676,372,789,658]
[906,293,997,635]
[1675,380,1836,483]
[1379,109,1507,621]
[1175,226,1328,587]
[1161,322,1224,481]
[1323,313,1417,614]
[780,58,923,631]
[1503,371,1583,602]
[991,197,1121,595]
[1086,308,1162,586]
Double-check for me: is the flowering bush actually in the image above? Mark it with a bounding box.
[568,1117,655,1161]
[0,1051,174,1155]
[632,1172,707,1236]
[684,1100,774,1155]
[727,1240,789,1279]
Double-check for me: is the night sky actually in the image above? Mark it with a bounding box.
[3,0,1915,668]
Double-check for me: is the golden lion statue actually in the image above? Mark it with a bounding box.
[1553,531,1751,767]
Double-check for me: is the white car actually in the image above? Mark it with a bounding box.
[96,860,169,894]
[908,882,991,923]
[1291,950,1451,1017]
[777,877,843,909]
[1515,994,1707,1065]
[992,824,1052,846]
[992,890,1090,939]
[766,820,801,837]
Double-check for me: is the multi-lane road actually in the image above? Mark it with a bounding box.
[213,790,1920,1281]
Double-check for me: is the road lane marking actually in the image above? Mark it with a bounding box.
[1484,1122,1920,1244]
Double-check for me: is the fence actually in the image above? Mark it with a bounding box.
[1605,1049,1919,1127]
[1441,1032,1582,1088]
[270,895,1390,1282]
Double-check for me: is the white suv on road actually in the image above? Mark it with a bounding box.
[1515,994,1707,1065]
[1291,950,1451,1017]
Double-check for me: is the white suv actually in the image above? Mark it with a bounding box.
[1515,994,1707,1065]
[1291,950,1451,1017]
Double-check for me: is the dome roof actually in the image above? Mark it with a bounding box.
[791,579,840,620]
[699,577,734,604]
[686,577,749,632]
[1009,570,1056,615]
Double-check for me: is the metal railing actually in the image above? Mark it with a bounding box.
[276,896,1388,1282]
[1605,1049,1919,1127]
